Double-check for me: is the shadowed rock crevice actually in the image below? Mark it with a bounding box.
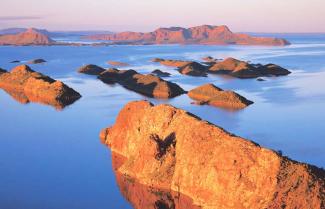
[150,133,176,160]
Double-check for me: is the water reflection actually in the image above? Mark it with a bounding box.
[112,153,201,209]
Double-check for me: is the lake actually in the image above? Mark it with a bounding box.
[1,33,325,209]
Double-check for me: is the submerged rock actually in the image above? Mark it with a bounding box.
[151,69,171,77]
[78,64,106,75]
[99,69,185,98]
[28,58,46,64]
[107,61,129,67]
[0,65,81,109]
[257,78,266,81]
[101,101,325,209]
[10,60,20,63]
[208,57,291,78]
[188,84,253,109]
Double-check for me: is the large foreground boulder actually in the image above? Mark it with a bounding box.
[99,69,185,98]
[101,101,325,209]
[78,64,106,75]
[208,57,291,78]
[0,65,81,109]
[188,84,253,109]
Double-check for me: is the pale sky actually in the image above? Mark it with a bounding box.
[0,0,325,32]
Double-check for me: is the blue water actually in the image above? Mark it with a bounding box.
[1,34,325,208]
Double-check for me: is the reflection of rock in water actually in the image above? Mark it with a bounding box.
[0,65,81,110]
[112,153,201,209]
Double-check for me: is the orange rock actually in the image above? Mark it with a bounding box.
[188,84,253,109]
[78,64,106,75]
[0,65,81,109]
[86,25,290,46]
[101,101,325,209]
[0,28,54,45]
[209,57,291,78]
[98,69,185,98]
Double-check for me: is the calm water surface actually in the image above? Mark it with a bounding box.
[1,34,325,209]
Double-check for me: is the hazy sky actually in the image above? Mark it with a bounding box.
[1,0,325,32]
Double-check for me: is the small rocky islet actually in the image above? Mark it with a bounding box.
[100,100,325,209]
[153,57,291,78]
[0,65,81,109]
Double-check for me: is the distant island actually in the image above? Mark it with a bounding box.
[85,25,290,46]
[0,28,55,45]
[0,25,290,46]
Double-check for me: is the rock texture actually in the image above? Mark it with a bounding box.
[0,65,81,109]
[86,25,290,46]
[107,61,129,67]
[0,28,55,45]
[151,69,171,77]
[98,69,185,98]
[78,64,106,75]
[188,84,253,109]
[208,57,291,78]
[101,101,325,209]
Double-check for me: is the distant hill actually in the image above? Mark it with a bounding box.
[0,28,114,37]
[85,25,290,46]
[0,28,55,45]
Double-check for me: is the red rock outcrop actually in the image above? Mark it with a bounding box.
[98,69,185,98]
[208,57,291,78]
[86,25,290,46]
[0,28,55,45]
[78,64,106,75]
[0,65,81,109]
[188,84,253,109]
[101,101,325,209]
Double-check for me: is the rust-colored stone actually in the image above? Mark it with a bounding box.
[101,101,325,209]
[188,84,253,109]
[86,25,290,46]
[0,65,81,109]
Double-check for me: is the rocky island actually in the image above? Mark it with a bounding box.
[0,28,55,45]
[153,57,291,78]
[101,101,325,209]
[188,84,253,109]
[85,25,290,46]
[0,65,81,109]
[78,66,186,98]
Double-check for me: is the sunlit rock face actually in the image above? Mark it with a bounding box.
[101,101,325,209]
[0,65,81,110]
[208,57,291,78]
[86,25,290,46]
[0,28,55,45]
[188,84,253,109]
